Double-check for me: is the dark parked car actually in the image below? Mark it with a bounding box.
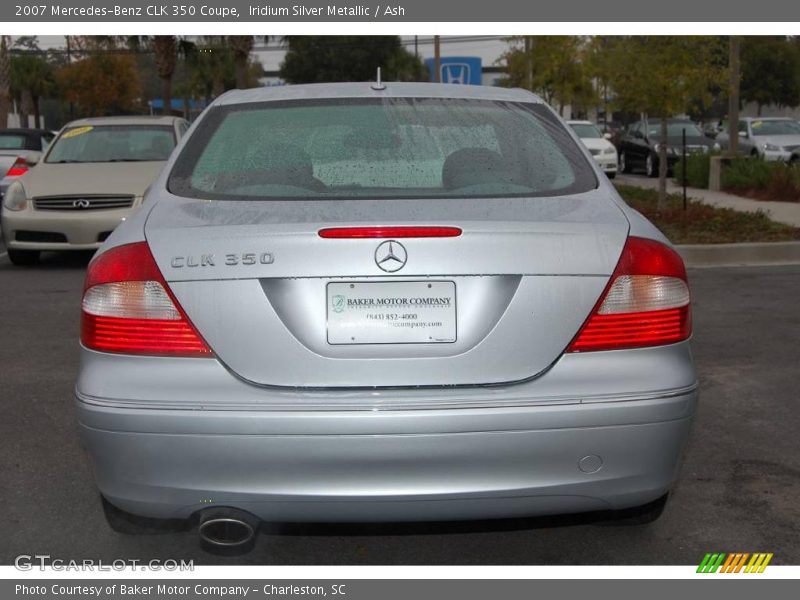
[618,119,713,177]
[0,128,56,199]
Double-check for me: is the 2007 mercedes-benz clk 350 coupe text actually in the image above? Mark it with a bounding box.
[76,83,696,550]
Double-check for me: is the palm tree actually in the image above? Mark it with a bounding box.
[153,36,178,115]
[228,35,254,89]
[11,53,54,128]
[0,36,11,128]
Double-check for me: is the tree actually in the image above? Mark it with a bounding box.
[10,37,55,128]
[152,36,178,115]
[280,36,426,84]
[0,36,10,128]
[56,38,142,116]
[603,36,726,207]
[228,35,254,89]
[741,36,800,115]
[500,36,597,117]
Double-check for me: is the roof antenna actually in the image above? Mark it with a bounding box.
[371,67,386,91]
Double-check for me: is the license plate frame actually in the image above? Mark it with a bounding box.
[326,280,457,345]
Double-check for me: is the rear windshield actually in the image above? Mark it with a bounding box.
[646,122,703,138]
[46,125,176,163]
[168,98,596,200]
[0,134,27,150]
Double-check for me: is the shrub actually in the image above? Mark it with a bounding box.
[720,158,800,201]
[764,164,800,201]
[721,157,773,191]
[673,152,713,188]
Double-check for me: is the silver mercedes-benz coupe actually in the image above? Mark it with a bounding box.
[76,82,696,550]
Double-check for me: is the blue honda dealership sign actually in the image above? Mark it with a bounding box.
[424,56,482,85]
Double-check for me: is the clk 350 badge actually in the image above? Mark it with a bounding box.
[170,253,274,268]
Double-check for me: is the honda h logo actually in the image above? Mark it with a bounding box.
[441,63,471,85]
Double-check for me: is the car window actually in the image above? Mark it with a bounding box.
[750,120,800,136]
[45,125,177,163]
[169,98,597,200]
[646,122,704,138]
[40,132,55,150]
[569,123,603,139]
[738,121,748,133]
[0,134,26,149]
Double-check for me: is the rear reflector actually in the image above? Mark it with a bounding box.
[5,157,28,177]
[568,237,691,352]
[319,226,462,238]
[81,242,212,357]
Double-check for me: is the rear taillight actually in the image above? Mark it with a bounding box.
[5,157,28,177]
[568,237,691,352]
[81,242,212,357]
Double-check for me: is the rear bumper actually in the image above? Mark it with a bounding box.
[77,385,696,522]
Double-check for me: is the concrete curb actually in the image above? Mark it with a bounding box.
[677,241,800,268]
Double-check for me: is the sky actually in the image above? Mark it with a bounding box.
[21,35,509,73]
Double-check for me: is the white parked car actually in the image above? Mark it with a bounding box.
[1,115,189,265]
[568,121,618,179]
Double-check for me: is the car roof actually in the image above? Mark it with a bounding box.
[63,115,183,127]
[641,118,694,123]
[741,116,795,121]
[0,128,52,135]
[567,120,594,125]
[213,82,543,106]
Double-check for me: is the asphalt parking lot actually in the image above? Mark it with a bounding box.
[1,243,798,565]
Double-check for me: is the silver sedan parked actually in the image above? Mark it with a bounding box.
[715,117,800,161]
[76,83,696,551]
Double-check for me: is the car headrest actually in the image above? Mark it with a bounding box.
[441,147,507,189]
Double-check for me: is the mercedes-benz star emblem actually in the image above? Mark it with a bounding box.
[374,240,407,273]
[72,199,91,209]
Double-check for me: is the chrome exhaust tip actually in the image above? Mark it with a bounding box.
[198,508,258,554]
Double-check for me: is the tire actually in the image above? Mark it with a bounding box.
[645,153,657,178]
[602,493,669,526]
[101,496,186,535]
[7,249,40,266]
[619,152,630,174]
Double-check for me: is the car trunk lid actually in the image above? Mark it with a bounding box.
[145,190,630,387]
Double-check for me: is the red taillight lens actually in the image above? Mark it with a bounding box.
[319,226,462,239]
[5,157,28,177]
[568,237,691,352]
[81,242,212,357]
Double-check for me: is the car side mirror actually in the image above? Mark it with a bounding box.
[603,132,612,140]
[25,152,41,166]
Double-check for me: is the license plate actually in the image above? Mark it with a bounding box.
[327,281,457,345]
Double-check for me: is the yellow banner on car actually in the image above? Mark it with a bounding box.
[62,126,94,139]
